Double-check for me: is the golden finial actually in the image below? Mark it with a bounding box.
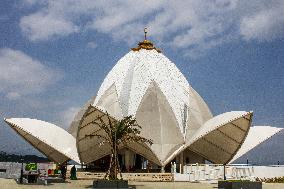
[144,27,148,40]
[131,27,161,53]
[132,27,161,53]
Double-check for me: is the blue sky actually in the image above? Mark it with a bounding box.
[0,0,283,157]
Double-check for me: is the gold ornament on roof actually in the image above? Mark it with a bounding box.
[131,27,161,53]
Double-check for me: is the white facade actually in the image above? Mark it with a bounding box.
[3,39,282,167]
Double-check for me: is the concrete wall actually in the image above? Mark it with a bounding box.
[253,166,284,178]
[0,162,21,179]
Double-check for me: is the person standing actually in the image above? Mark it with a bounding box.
[60,164,67,181]
[70,165,77,180]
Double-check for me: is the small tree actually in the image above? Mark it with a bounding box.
[86,114,152,180]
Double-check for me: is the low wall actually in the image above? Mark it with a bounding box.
[76,172,173,181]
[76,166,284,182]
[0,162,21,179]
[75,172,105,180]
[253,166,284,179]
[123,173,173,181]
[175,164,284,181]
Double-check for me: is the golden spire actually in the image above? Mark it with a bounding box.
[131,28,161,53]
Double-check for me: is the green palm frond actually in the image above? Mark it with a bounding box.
[85,113,152,180]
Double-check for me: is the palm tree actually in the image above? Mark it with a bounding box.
[86,114,153,180]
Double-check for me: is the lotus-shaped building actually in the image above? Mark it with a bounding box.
[4,38,282,171]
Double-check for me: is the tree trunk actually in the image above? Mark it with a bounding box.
[109,154,117,179]
[107,148,121,180]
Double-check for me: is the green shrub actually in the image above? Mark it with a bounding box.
[256,176,284,183]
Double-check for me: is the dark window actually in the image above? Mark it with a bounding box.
[186,157,189,164]
[0,169,6,173]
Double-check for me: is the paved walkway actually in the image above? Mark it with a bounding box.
[1,178,283,189]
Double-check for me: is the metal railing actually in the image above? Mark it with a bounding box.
[173,163,255,182]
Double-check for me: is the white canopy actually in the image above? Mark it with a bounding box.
[230,126,283,163]
[187,111,253,164]
[4,118,80,163]
[162,111,253,165]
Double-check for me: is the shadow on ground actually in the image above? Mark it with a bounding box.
[85,184,144,188]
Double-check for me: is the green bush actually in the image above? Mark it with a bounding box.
[256,176,284,183]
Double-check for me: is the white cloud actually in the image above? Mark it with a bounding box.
[0,48,62,99]
[240,3,284,41]
[19,0,284,56]
[20,12,79,41]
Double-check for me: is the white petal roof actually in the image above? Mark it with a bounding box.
[93,49,211,135]
[163,111,253,165]
[81,46,254,165]
[68,96,96,137]
[230,126,283,163]
[4,118,80,163]
[189,111,252,143]
[186,111,253,164]
[77,107,253,165]
[76,105,161,165]
[76,106,115,164]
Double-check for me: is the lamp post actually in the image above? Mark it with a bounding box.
[114,128,117,179]
[20,157,24,184]
[223,164,226,180]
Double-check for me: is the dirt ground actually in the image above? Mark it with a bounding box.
[1,178,284,189]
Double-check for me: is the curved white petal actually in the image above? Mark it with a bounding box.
[188,111,253,164]
[68,96,96,137]
[230,126,283,163]
[93,49,212,136]
[163,111,253,165]
[76,105,114,164]
[135,81,184,164]
[4,118,80,163]
[76,84,127,164]
[77,105,161,165]
[186,87,213,139]
[96,84,123,120]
